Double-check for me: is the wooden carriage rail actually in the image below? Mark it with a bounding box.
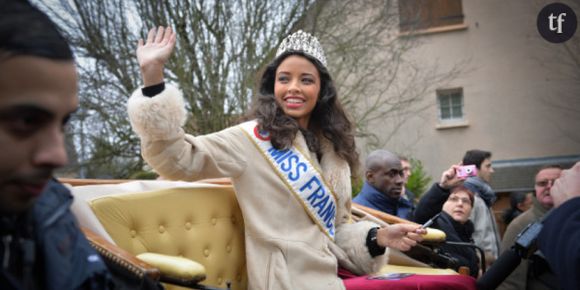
[352,202,417,225]
[82,226,161,281]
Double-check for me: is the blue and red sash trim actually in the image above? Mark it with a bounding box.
[240,120,337,240]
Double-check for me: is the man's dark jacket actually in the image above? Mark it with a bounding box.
[538,196,580,290]
[1,179,111,290]
[353,182,415,219]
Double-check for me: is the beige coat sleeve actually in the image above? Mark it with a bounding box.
[333,201,389,275]
[325,154,389,275]
[127,84,247,181]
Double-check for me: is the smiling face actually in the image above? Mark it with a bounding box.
[274,55,321,128]
[0,56,78,214]
[443,190,473,224]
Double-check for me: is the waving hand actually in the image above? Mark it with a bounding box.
[137,26,176,86]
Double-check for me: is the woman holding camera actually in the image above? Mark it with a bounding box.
[413,165,480,277]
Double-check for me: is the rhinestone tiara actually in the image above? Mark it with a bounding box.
[275,30,327,67]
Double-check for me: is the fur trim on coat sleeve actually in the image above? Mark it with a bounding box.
[127,84,188,140]
[334,220,389,275]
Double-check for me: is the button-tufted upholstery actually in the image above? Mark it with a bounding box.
[70,181,247,290]
[68,178,469,289]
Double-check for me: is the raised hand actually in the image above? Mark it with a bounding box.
[376,223,426,252]
[439,164,463,189]
[551,161,580,208]
[137,26,176,86]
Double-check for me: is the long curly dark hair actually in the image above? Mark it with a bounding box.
[249,51,359,173]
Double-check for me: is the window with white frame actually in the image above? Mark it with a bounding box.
[437,88,464,121]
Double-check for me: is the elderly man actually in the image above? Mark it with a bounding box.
[497,165,562,290]
[353,150,415,219]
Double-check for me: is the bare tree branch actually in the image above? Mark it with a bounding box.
[38,0,463,177]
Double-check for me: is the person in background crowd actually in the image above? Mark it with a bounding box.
[463,149,500,267]
[399,155,416,206]
[497,165,562,290]
[502,191,532,226]
[413,165,480,277]
[353,150,415,219]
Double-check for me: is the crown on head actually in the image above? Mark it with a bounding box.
[276,30,327,67]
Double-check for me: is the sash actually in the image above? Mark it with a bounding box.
[240,121,337,240]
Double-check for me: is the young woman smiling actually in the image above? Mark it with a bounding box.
[127,27,425,290]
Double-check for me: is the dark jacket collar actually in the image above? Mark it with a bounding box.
[440,211,475,241]
[353,182,414,218]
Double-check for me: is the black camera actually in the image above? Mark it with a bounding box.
[513,222,544,258]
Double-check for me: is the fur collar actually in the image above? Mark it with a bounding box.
[293,130,352,201]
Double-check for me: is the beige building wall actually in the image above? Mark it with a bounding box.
[373,0,580,179]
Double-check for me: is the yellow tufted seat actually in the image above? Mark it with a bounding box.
[67,180,247,290]
[67,178,468,290]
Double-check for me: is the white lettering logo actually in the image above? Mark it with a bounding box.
[537,3,577,43]
[548,12,566,34]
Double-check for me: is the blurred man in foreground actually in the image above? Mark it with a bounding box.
[537,162,580,290]
[0,1,111,288]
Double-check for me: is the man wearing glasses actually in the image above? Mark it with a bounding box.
[497,165,562,290]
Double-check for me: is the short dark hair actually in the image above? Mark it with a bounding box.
[509,191,529,209]
[462,149,492,169]
[0,0,73,61]
[503,191,531,224]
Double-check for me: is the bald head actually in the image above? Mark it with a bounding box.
[366,150,401,171]
[365,150,404,199]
